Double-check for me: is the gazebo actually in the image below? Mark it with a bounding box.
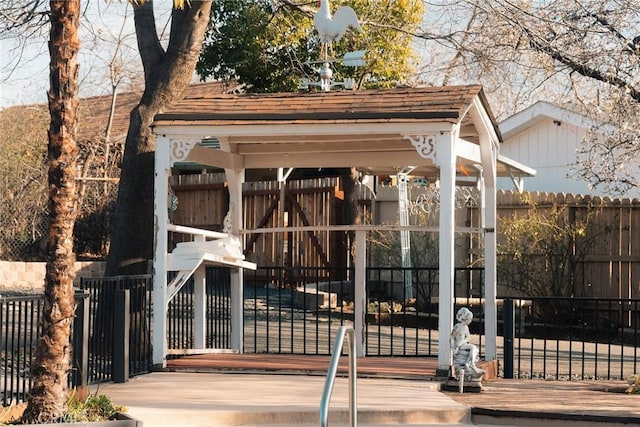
[151,85,535,371]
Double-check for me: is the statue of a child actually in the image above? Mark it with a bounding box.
[450,307,485,380]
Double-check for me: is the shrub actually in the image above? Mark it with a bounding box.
[626,374,640,394]
[65,392,127,422]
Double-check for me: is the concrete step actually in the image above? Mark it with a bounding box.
[100,372,473,427]
[124,406,472,426]
[262,425,494,427]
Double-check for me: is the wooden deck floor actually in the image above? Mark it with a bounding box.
[166,353,439,378]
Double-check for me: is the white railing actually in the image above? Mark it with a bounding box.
[320,325,357,427]
[167,223,229,240]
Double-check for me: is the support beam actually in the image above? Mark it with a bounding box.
[436,130,457,371]
[484,186,498,360]
[186,145,243,169]
[152,136,171,368]
[193,262,206,350]
[224,137,246,353]
[397,168,414,299]
[471,97,500,362]
[481,136,498,361]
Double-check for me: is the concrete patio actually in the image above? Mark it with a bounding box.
[97,355,640,427]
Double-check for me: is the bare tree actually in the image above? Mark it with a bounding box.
[106,0,212,275]
[417,0,640,194]
[0,105,49,260]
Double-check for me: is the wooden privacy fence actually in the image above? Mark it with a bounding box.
[494,191,640,299]
[169,173,638,299]
[169,174,353,284]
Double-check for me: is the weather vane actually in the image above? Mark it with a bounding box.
[301,0,364,92]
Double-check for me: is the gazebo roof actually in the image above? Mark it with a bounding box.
[153,85,535,180]
[156,85,491,127]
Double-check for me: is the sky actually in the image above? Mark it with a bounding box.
[0,1,436,110]
[0,1,175,109]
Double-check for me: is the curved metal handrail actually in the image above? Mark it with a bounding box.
[320,325,357,427]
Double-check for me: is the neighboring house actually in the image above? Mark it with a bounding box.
[497,101,640,199]
[76,81,238,145]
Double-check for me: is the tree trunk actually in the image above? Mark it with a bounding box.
[340,167,361,261]
[105,0,212,276]
[22,0,80,422]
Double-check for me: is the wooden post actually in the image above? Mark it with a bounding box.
[194,262,206,350]
[437,130,456,372]
[478,126,499,361]
[224,139,246,353]
[484,185,498,360]
[152,135,171,368]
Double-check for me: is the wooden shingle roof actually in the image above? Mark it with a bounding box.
[154,85,500,135]
[152,85,535,179]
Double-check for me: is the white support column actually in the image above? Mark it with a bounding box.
[354,229,367,357]
[397,168,414,299]
[225,162,245,353]
[152,136,171,368]
[436,131,457,371]
[193,231,206,350]
[193,261,206,350]
[472,97,501,362]
[484,186,498,360]
[479,134,498,361]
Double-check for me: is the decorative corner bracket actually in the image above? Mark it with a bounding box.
[223,205,233,233]
[404,135,437,161]
[170,138,199,166]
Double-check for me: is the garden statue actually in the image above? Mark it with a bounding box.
[450,307,485,383]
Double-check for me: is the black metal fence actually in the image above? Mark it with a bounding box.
[0,291,91,407]
[3,268,639,406]
[1,294,44,406]
[168,268,231,352]
[78,275,153,382]
[240,266,484,356]
[502,297,639,380]
[0,276,152,406]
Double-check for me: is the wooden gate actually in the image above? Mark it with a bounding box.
[169,173,349,284]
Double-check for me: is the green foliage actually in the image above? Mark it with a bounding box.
[197,0,425,92]
[626,374,640,394]
[497,194,605,297]
[65,392,126,422]
[197,0,314,92]
[349,0,424,88]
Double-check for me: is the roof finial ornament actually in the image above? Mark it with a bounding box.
[313,0,362,61]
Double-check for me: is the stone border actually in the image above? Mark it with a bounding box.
[0,260,105,295]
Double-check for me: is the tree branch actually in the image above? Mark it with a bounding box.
[274,0,316,18]
[526,31,640,104]
[133,0,164,83]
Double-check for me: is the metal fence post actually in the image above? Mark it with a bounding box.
[503,298,514,379]
[113,289,130,383]
[71,290,90,388]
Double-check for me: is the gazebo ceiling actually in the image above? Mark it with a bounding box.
[153,85,535,180]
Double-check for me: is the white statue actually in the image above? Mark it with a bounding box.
[450,307,485,380]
